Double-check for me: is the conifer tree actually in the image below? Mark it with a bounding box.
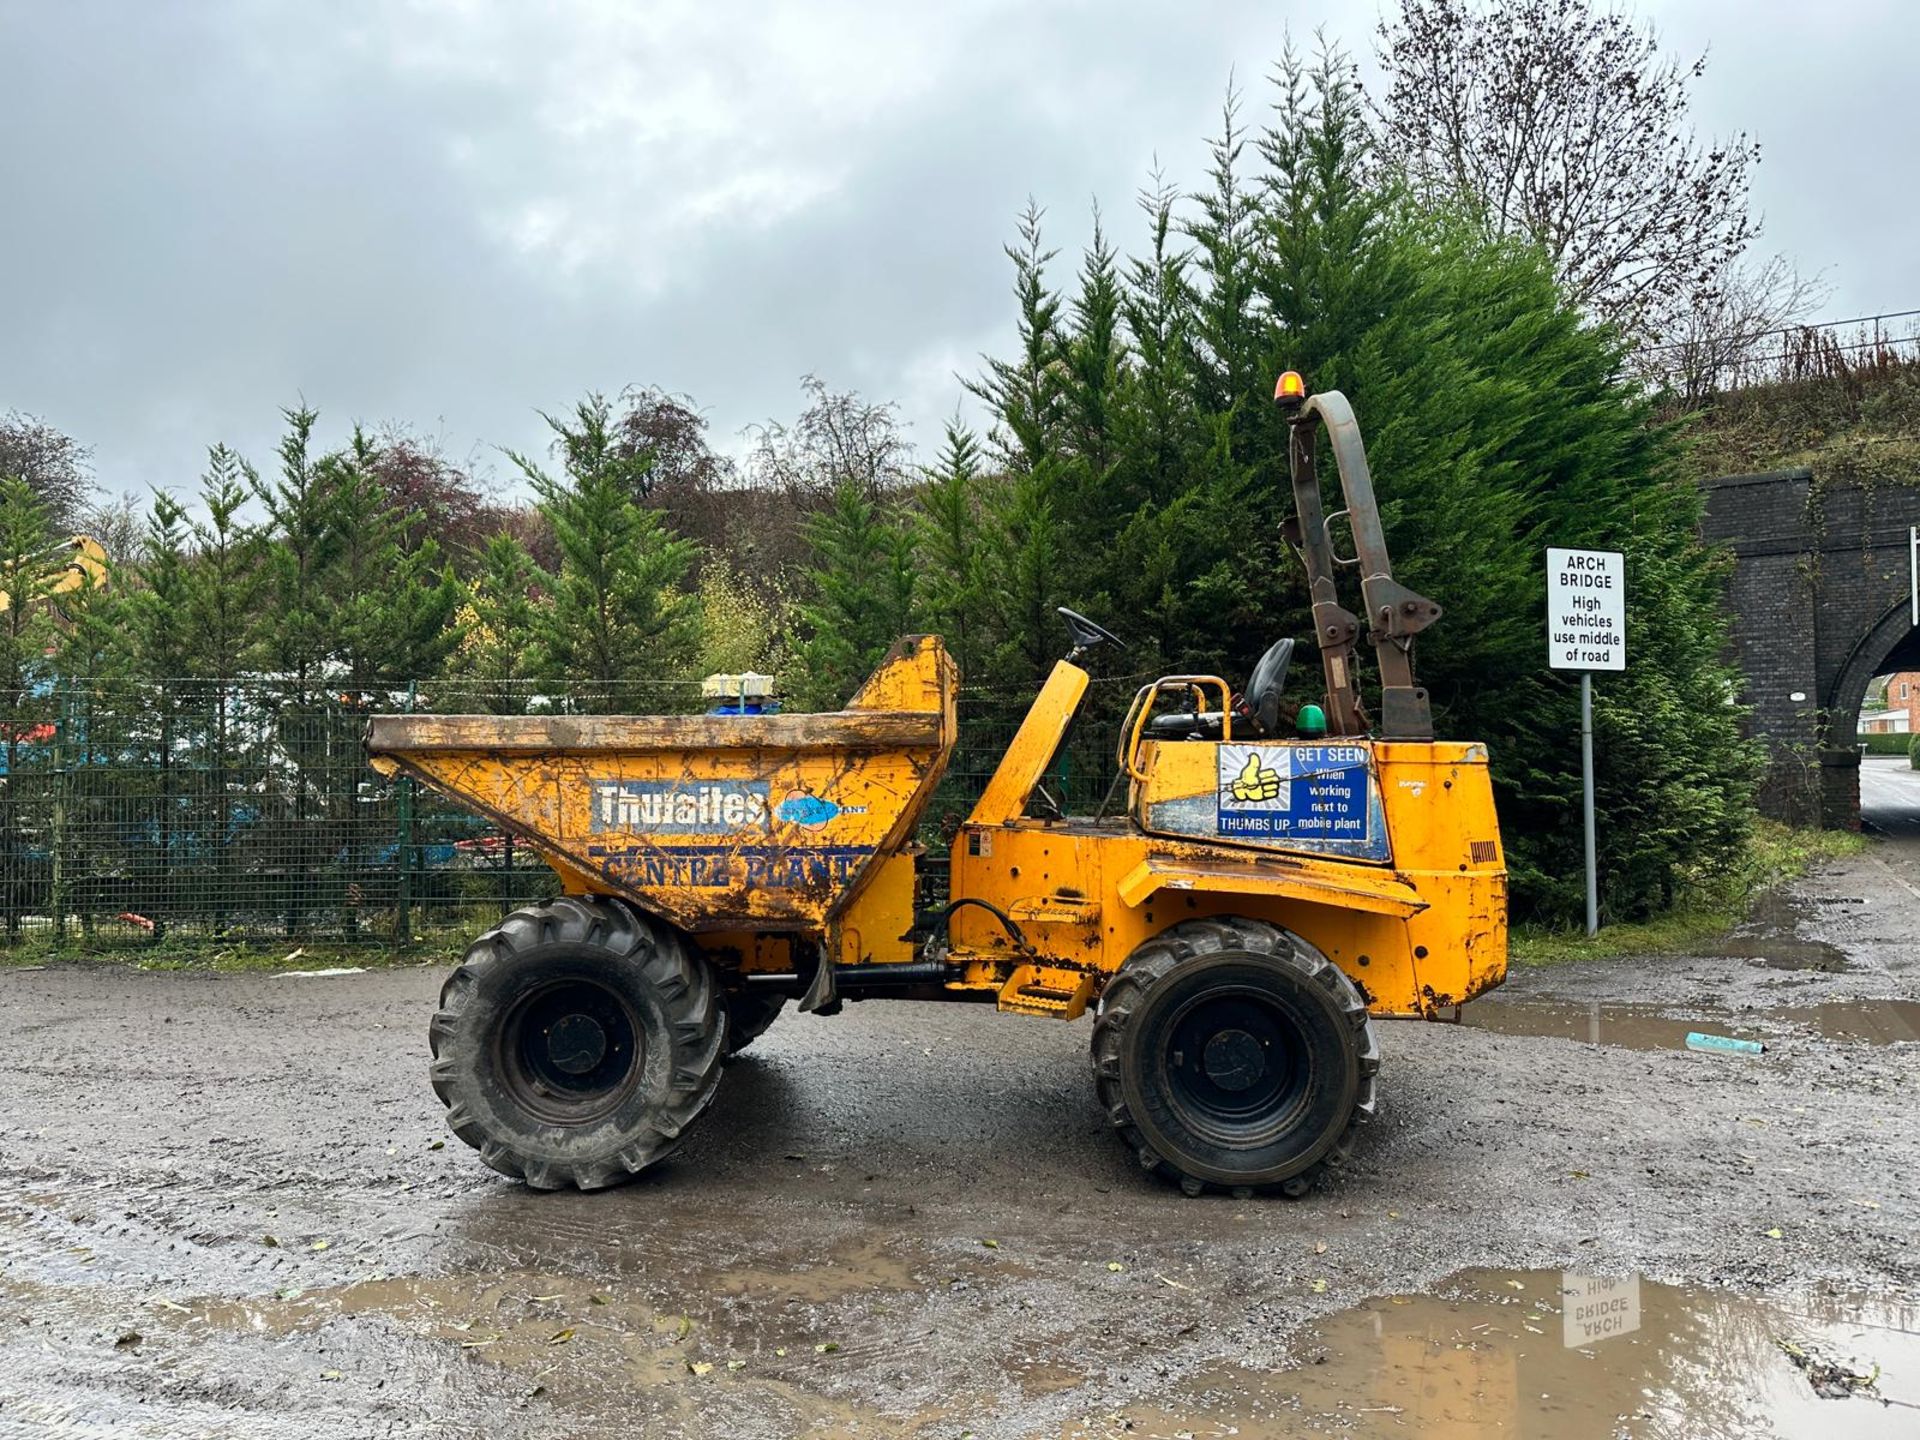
[184,445,265,925]
[1185,87,1268,452]
[513,396,698,709]
[448,532,543,713]
[249,407,350,934]
[252,407,341,691]
[119,492,199,937]
[1119,175,1201,507]
[0,478,62,938]
[1051,212,1128,611]
[790,477,917,709]
[126,493,196,682]
[184,445,264,681]
[967,203,1066,473]
[329,428,462,691]
[986,457,1067,686]
[48,540,124,686]
[915,423,1002,683]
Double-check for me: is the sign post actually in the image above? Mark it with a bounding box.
[1547,548,1626,936]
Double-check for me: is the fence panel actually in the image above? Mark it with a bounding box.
[0,669,1146,952]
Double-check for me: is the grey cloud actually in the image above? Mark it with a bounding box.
[1,1,1909,510]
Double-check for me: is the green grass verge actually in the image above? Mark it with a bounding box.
[0,927,478,973]
[1510,820,1871,966]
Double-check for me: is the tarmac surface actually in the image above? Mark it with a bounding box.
[2,760,1918,1437]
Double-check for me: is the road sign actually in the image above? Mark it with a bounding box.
[1547,547,1625,672]
[1547,547,1626,938]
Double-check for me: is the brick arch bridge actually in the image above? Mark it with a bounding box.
[1702,467,1920,827]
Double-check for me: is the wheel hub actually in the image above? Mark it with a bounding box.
[500,978,643,1124]
[1163,986,1313,1142]
[547,1013,608,1075]
[1201,1028,1267,1092]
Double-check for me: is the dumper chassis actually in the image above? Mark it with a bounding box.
[369,379,1508,1197]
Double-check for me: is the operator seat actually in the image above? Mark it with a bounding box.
[1145,638,1295,741]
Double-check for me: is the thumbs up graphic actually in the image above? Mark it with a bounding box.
[1228,752,1283,803]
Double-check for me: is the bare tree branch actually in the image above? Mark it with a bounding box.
[1375,0,1759,344]
[744,376,912,502]
[1642,256,1829,403]
[0,411,94,532]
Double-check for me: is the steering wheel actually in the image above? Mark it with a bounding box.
[1057,607,1124,659]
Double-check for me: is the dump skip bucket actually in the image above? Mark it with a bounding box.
[366,637,956,932]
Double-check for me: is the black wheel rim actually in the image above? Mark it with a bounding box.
[499,978,643,1124]
[1160,984,1314,1147]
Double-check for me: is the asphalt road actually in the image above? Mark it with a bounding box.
[2,838,1917,1438]
[1860,752,1920,839]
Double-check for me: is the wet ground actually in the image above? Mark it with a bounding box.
[3,765,1918,1437]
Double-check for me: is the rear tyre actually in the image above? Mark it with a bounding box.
[723,990,787,1056]
[1091,917,1378,1197]
[428,896,725,1191]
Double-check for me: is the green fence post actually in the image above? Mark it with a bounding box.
[395,680,416,944]
[49,680,68,944]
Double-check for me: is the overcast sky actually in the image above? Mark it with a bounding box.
[2,0,1915,510]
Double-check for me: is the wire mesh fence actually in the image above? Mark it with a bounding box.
[0,668,1149,953]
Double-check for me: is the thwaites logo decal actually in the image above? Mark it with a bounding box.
[1215,744,1370,841]
[590,780,770,835]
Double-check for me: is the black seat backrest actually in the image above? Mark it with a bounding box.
[1247,639,1295,735]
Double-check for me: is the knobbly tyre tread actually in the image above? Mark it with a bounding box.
[722,991,787,1057]
[1090,916,1379,1198]
[428,896,726,1191]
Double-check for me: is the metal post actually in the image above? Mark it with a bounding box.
[1582,672,1598,936]
[49,680,67,942]
[1909,525,1917,628]
[395,681,416,943]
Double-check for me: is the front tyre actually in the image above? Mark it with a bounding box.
[1091,917,1378,1197]
[428,897,725,1190]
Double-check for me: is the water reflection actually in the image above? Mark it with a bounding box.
[1069,1269,1918,1440]
[1460,997,1920,1051]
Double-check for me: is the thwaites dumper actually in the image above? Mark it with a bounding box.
[366,379,1507,1197]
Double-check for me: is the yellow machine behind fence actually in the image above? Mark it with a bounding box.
[0,535,107,613]
[366,378,1508,1196]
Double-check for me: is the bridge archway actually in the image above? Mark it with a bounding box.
[1701,466,1920,828]
[1829,598,1920,734]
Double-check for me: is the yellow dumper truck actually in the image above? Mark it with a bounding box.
[366,378,1507,1197]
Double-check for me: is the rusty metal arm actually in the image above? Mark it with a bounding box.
[1283,389,1438,741]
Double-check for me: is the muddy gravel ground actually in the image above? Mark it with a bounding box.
[4,772,1919,1437]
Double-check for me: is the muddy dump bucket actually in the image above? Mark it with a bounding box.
[366,637,956,932]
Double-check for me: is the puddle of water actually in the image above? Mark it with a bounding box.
[710,1234,918,1302]
[1789,1000,1920,1045]
[1070,1268,1919,1440]
[1717,893,1854,971]
[1461,997,1920,1051]
[1461,998,1728,1052]
[179,1233,998,1437]
[1741,943,1854,973]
